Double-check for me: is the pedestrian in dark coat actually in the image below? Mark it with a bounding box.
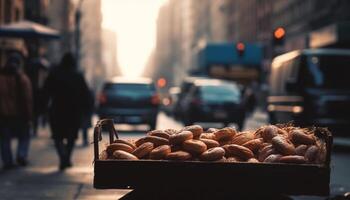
[0,53,33,169]
[43,52,90,170]
[80,89,94,146]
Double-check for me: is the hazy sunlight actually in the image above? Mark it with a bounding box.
[102,0,168,78]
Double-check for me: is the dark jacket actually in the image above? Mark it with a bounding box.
[0,67,33,125]
[44,62,90,139]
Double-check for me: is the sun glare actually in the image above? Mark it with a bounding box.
[102,0,168,78]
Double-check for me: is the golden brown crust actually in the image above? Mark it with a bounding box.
[148,130,170,139]
[164,129,179,135]
[113,150,139,160]
[199,132,217,140]
[113,139,137,149]
[263,154,282,163]
[219,139,232,146]
[199,147,225,161]
[103,124,329,164]
[106,143,134,156]
[258,145,276,162]
[132,142,154,159]
[247,158,260,163]
[271,136,296,155]
[182,125,203,138]
[277,129,289,138]
[149,145,171,160]
[290,129,316,145]
[135,136,169,147]
[242,138,263,152]
[169,131,193,145]
[166,151,192,161]
[260,125,279,142]
[182,139,207,155]
[222,144,254,160]
[199,138,220,149]
[278,155,306,164]
[214,127,236,141]
[231,131,255,145]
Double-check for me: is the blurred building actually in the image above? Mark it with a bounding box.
[0,0,24,23]
[148,0,231,87]
[272,0,350,51]
[210,0,229,42]
[46,0,75,63]
[1,0,106,92]
[102,28,120,78]
[227,0,258,43]
[25,0,49,24]
[78,0,104,91]
[0,0,25,66]
[148,0,183,87]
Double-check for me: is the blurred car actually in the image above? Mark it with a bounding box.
[161,86,181,116]
[97,77,159,130]
[174,76,209,119]
[181,79,246,129]
[268,48,350,136]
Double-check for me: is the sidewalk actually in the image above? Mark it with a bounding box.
[0,127,130,200]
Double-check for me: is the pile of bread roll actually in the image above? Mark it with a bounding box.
[99,124,327,164]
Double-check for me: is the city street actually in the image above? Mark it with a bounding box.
[1,1,350,199]
[0,111,349,199]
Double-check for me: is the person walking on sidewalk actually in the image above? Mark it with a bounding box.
[80,89,94,146]
[43,53,90,170]
[0,53,33,170]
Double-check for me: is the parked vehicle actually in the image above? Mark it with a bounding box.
[174,76,209,119]
[181,79,246,130]
[162,86,181,116]
[268,49,350,136]
[97,77,159,130]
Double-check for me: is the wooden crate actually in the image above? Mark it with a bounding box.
[93,119,332,196]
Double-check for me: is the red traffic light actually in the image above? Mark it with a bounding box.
[236,42,245,51]
[236,42,245,57]
[274,27,285,39]
[157,78,167,88]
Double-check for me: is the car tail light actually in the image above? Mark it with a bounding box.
[151,94,160,105]
[98,92,107,105]
[191,98,202,106]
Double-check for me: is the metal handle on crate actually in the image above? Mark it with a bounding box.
[93,119,119,161]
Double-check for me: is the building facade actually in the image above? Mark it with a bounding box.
[102,28,119,78]
[0,0,25,66]
[78,0,104,91]
[149,0,232,87]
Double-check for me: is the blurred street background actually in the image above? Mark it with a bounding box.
[1,0,350,199]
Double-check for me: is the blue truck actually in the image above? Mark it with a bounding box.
[196,42,263,85]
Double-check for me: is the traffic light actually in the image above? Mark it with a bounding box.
[157,77,167,88]
[236,42,245,57]
[273,27,285,46]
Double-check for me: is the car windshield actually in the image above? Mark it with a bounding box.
[104,83,154,97]
[200,84,241,103]
[303,55,350,89]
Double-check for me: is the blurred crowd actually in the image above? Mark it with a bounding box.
[0,52,94,171]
